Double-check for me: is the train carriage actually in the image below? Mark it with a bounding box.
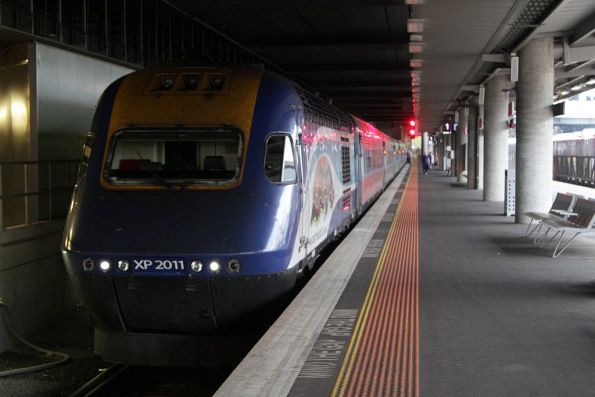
[62,66,406,365]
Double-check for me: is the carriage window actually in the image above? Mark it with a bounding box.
[104,128,243,187]
[264,135,297,183]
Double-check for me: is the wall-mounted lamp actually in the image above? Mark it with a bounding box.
[510,55,519,82]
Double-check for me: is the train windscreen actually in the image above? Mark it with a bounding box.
[104,128,243,187]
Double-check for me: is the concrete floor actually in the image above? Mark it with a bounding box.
[420,170,595,396]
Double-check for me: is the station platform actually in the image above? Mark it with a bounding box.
[216,164,595,397]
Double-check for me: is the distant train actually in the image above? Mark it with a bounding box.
[61,66,406,365]
[553,129,595,186]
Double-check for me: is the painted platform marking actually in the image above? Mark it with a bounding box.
[297,309,359,379]
[362,239,385,258]
[331,166,419,397]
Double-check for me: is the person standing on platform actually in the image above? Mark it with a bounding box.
[422,153,431,174]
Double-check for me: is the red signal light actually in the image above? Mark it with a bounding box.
[408,119,417,138]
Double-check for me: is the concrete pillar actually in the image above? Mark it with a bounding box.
[477,103,485,190]
[456,106,468,183]
[436,135,444,170]
[448,133,455,176]
[422,132,429,157]
[483,74,509,201]
[467,99,479,189]
[515,37,554,223]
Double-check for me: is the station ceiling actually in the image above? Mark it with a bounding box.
[169,0,595,133]
[167,0,413,127]
[2,0,595,135]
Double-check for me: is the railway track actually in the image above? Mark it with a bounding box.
[69,364,130,397]
[69,364,236,397]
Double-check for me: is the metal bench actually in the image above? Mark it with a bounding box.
[533,197,595,258]
[523,192,577,238]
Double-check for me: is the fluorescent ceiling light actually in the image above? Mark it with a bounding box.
[409,43,424,53]
[407,19,424,33]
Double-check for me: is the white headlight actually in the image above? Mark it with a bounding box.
[117,260,129,272]
[99,260,111,272]
[190,260,203,273]
[209,260,220,272]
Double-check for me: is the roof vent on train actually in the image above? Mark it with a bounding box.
[146,72,229,95]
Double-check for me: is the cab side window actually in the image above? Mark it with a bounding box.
[264,135,297,183]
[77,132,95,183]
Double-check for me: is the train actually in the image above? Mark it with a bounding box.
[61,66,407,366]
[553,129,595,186]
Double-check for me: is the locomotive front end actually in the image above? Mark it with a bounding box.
[62,68,304,365]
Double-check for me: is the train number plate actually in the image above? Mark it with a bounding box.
[132,259,185,273]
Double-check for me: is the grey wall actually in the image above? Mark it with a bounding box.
[0,43,133,353]
[35,43,133,160]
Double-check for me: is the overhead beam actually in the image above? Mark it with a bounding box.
[343,104,404,108]
[563,58,595,74]
[0,25,140,70]
[284,62,410,73]
[353,117,410,122]
[482,54,506,63]
[320,88,411,96]
[352,109,406,112]
[460,85,480,92]
[333,94,411,100]
[563,38,595,65]
[338,100,406,106]
[353,113,407,117]
[180,0,407,6]
[570,12,595,46]
[312,79,410,88]
[246,37,409,51]
[555,67,595,80]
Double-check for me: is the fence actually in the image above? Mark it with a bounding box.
[553,155,595,186]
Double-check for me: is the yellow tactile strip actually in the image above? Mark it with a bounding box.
[332,166,419,397]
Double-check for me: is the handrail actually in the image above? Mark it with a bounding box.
[0,160,80,230]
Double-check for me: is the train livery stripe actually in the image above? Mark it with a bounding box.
[108,68,263,135]
[331,164,419,397]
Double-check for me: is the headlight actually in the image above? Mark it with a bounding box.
[82,258,94,271]
[227,259,241,273]
[99,260,111,272]
[209,260,221,273]
[117,260,129,272]
[190,260,203,273]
